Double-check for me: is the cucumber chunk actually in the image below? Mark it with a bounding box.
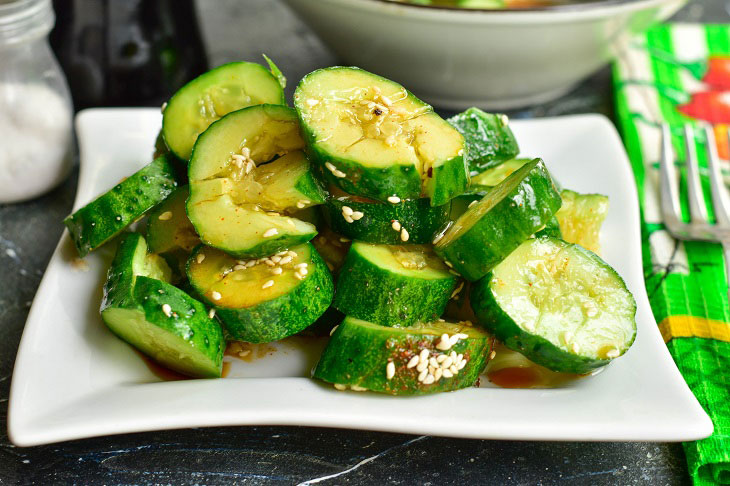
[187,243,334,343]
[434,158,561,281]
[447,108,518,175]
[555,189,609,254]
[294,67,467,206]
[64,155,178,257]
[314,317,492,395]
[334,242,458,326]
[101,233,225,378]
[187,104,319,258]
[162,61,286,160]
[147,185,200,275]
[470,237,637,374]
[323,192,450,245]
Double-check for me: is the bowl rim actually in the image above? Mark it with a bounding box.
[373,0,659,13]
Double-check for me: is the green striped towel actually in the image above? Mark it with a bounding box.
[613,24,730,485]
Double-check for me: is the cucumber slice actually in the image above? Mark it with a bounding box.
[555,189,609,254]
[470,158,530,187]
[434,158,561,281]
[187,104,318,258]
[147,185,201,275]
[294,67,467,206]
[64,155,178,257]
[101,233,225,378]
[322,193,450,245]
[447,108,518,175]
[470,237,637,374]
[162,61,286,160]
[334,242,458,326]
[314,317,492,395]
[187,243,334,343]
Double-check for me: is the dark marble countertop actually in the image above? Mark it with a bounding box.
[1,0,726,484]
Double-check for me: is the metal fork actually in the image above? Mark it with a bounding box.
[659,123,730,300]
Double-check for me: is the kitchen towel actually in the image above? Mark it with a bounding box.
[613,23,730,485]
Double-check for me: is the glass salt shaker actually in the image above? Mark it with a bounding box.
[0,0,73,204]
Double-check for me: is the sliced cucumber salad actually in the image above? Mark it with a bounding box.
[67,59,635,392]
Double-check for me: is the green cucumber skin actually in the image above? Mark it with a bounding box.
[447,108,519,175]
[534,216,562,239]
[64,155,178,257]
[449,185,490,220]
[322,197,450,245]
[313,318,491,395]
[304,140,423,202]
[100,233,224,378]
[424,154,469,207]
[435,159,562,281]
[333,246,457,327]
[293,168,328,206]
[188,244,335,343]
[470,270,608,375]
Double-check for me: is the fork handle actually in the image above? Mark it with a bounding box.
[723,241,730,305]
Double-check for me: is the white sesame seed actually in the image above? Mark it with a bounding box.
[196,253,206,264]
[271,255,282,263]
[489,350,496,360]
[334,384,347,390]
[333,169,346,178]
[161,304,172,317]
[418,369,428,382]
[457,360,467,370]
[449,269,460,276]
[436,354,447,363]
[161,101,167,112]
[380,95,393,106]
[279,255,293,265]
[351,385,367,392]
[433,368,443,381]
[455,333,469,340]
[295,272,305,280]
[606,348,620,358]
[343,215,354,224]
[386,361,395,380]
[391,221,401,231]
[342,206,354,216]
[339,237,350,243]
[263,228,278,238]
[296,201,306,209]
[400,228,409,242]
[270,267,283,275]
[158,211,173,221]
[407,355,419,368]
[233,264,246,271]
[245,260,257,268]
[115,216,121,221]
[387,196,401,204]
[450,282,464,299]
[298,267,308,275]
[451,364,460,374]
[423,374,435,385]
[442,369,453,378]
[468,200,478,209]
[436,334,451,350]
[432,233,444,245]
[330,325,339,336]
[211,291,222,301]
[287,251,297,257]
[444,260,453,268]
[208,308,216,319]
[262,280,274,289]
[419,349,430,362]
[351,211,364,221]
[429,357,439,368]
[245,161,254,174]
[294,262,308,269]
[264,259,275,266]
[442,357,454,369]
[416,360,428,373]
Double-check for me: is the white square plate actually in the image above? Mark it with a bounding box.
[8,109,712,446]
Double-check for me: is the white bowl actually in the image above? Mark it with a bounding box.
[282,0,686,109]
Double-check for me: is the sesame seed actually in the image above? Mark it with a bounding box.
[407,355,419,368]
[233,264,246,271]
[161,304,172,317]
[432,233,445,245]
[429,357,439,368]
[287,251,297,257]
[436,354,447,363]
[442,357,454,369]
[279,255,293,265]
[419,349,430,362]
[400,228,409,242]
[342,206,354,216]
[468,200,478,208]
[380,95,393,106]
[330,325,339,336]
[340,237,350,243]
[196,253,206,264]
[442,369,453,378]
[343,215,354,223]
[296,201,306,209]
[351,385,367,392]
[387,196,401,204]
[208,308,216,319]
[161,101,167,112]
[263,228,278,238]
[245,260,256,268]
[245,161,254,174]
[449,269,460,276]
[416,361,428,373]
[298,267,308,275]
[351,211,364,221]
[262,280,274,289]
[264,259,275,266]
[390,221,401,232]
[295,272,305,280]
[423,374,435,385]
[271,255,282,263]
[211,291,222,301]
[270,267,283,275]
[434,368,443,381]
[386,361,395,380]
[326,162,338,173]
[450,282,464,299]
[334,384,347,391]
[436,334,451,350]
[158,211,173,221]
[606,348,620,358]
[294,262,308,269]
[115,216,121,221]
[444,261,453,268]
[418,369,428,382]
[489,350,496,360]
